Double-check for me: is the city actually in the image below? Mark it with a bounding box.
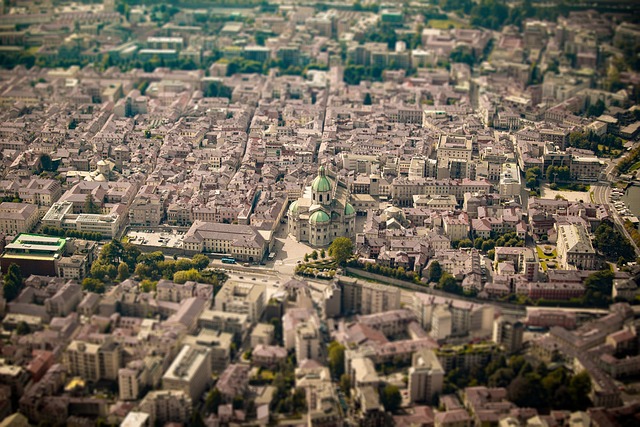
[0,0,640,426]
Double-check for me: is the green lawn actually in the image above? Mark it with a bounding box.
[536,245,556,260]
[428,19,466,29]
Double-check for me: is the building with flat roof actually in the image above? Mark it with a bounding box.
[162,345,211,400]
[42,201,126,238]
[408,349,444,404]
[139,390,192,426]
[214,280,265,323]
[0,234,66,276]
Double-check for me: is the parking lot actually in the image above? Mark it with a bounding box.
[126,229,185,250]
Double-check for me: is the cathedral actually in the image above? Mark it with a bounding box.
[288,166,356,247]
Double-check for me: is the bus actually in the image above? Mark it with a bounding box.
[221,257,236,264]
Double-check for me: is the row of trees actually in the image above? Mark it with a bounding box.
[3,264,23,302]
[569,131,624,156]
[594,221,636,264]
[41,226,103,241]
[617,145,640,174]
[444,353,592,411]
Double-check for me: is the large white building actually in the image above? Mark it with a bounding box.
[42,201,126,238]
[182,220,267,262]
[214,280,265,323]
[162,345,211,400]
[288,166,356,247]
[556,223,597,270]
[0,202,39,235]
[408,349,444,404]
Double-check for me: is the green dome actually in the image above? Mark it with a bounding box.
[311,166,331,193]
[309,210,331,224]
[344,203,356,216]
[288,200,299,215]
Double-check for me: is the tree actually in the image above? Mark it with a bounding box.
[457,238,473,248]
[205,388,222,414]
[329,237,354,266]
[83,193,101,214]
[363,92,372,105]
[3,263,23,302]
[320,249,326,258]
[427,261,442,283]
[39,153,57,172]
[117,262,130,281]
[583,269,614,307]
[439,273,463,294]
[82,277,105,294]
[192,254,210,270]
[340,374,351,397]
[594,221,635,263]
[328,341,346,379]
[381,384,401,412]
[311,250,318,260]
[16,321,30,335]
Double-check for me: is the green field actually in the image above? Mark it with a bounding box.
[427,19,466,29]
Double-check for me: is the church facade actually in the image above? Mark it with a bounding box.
[288,166,356,246]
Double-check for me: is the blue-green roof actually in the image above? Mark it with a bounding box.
[311,165,331,193]
[344,203,356,216]
[288,200,299,214]
[309,210,331,224]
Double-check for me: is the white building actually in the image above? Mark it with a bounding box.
[214,280,265,323]
[288,166,356,247]
[408,349,444,404]
[162,345,211,400]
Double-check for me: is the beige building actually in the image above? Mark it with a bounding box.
[129,185,164,226]
[42,201,126,238]
[340,277,401,315]
[295,321,321,362]
[251,323,275,347]
[214,280,265,323]
[139,390,192,426]
[556,223,597,270]
[408,349,444,404]
[64,339,122,382]
[0,202,39,235]
[183,329,233,373]
[436,134,474,179]
[18,178,62,211]
[183,220,267,262]
[162,345,211,400]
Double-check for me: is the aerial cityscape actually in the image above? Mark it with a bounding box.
[0,0,640,426]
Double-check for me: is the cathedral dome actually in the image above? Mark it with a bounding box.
[311,166,331,193]
[288,200,299,215]
[344,203,356,216]
[309,210,331,224]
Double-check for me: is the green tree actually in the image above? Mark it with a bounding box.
[82,277,105,294]
[457,238,473,248]
[16,321,30,335]
[363,93,372,105]
[3,263,23,301]
[39,153,58,172]
[329,237,354,266]
[83,193,101,214]
[320,249,326,258]
[192,254,210,270]
[311,250,318,260]
[117,262,130,281]
[427,260,442,283]
[327,341,346,379]
[205,388,222,414]
[583,269,614,307]
[381,384,401,412]
[174,268,204,284]
[439,273,463,294]
[340,374,351,397]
